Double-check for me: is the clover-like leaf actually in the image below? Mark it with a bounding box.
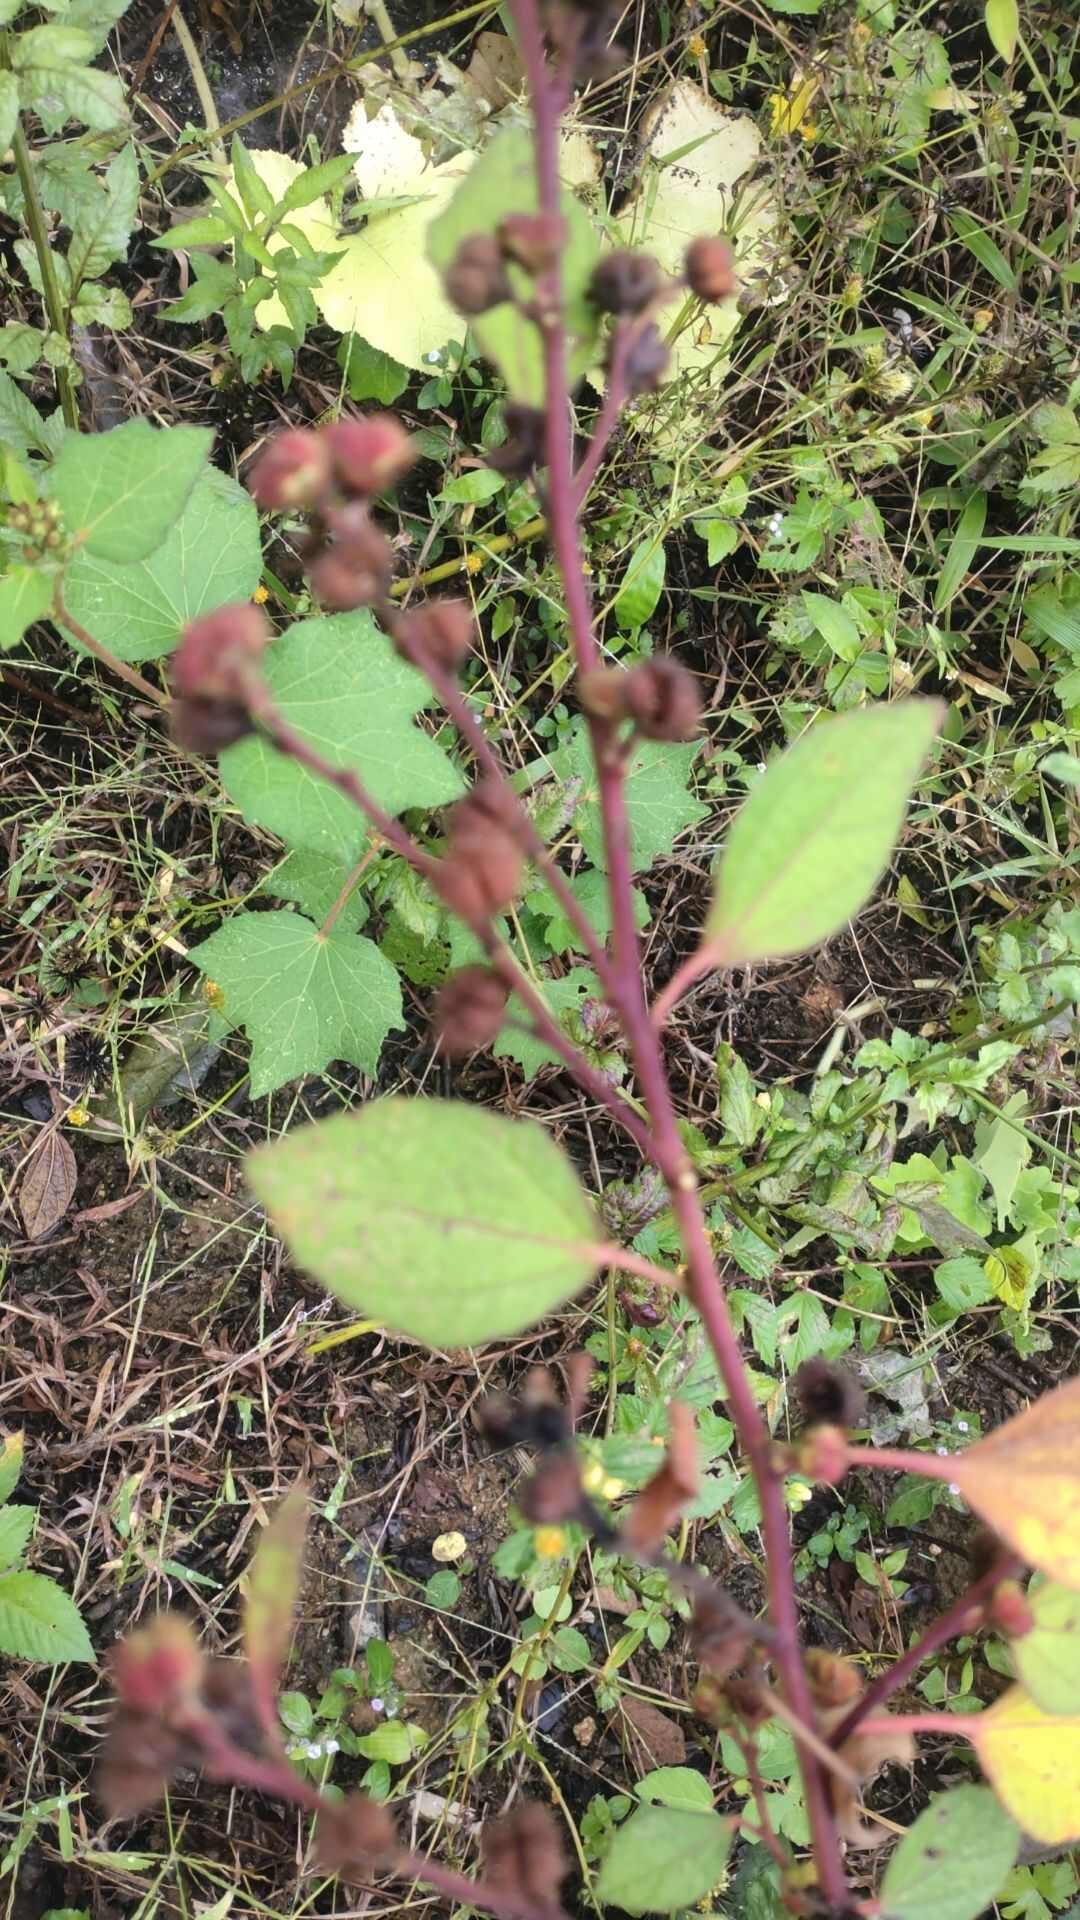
[246,1097,599,1348]
[219,609,463,863]
[190,910,403,1097]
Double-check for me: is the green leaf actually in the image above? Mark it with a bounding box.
[0,565,54,649]
[272,153,355,217]
[879,1785,1019,1920]
[438,469,505,506]
[935,1255,994,1312]
[802,590,861,661]
[219,610,463,863]
[975,1100,1031,1230]
[0,1505,34,1571]
[947,210,1017,291]
[231,135,276,222]
[0,1570,94,1664]
[338,336,409,405]
[11,24,96,66]
[985,0,1019,59]
[715,1043,760,1146]
[0,1432,24,1504]
[47,419,211,563]
[705,702,942,965]
[189,910,403,1098]
[614,538,667,632]
[59,0,135,56]
[261,849,370,935]
[66,143,138,287]
[494,967,597,1078]
[153,214,235,250]
[16,56,127,132]
[636,1768,714,1811]
[0,72,17,151]
[595,1805,733,1914]
[62,466,261,662]
[427,124,600,404]
[357,1719,412,1763]
[246,1097,599,1347]
[544,720,706,874]
[530,866,648,957]
[935,490,988,613]
[1014,1582,1080,1715]
[0,368,52,458]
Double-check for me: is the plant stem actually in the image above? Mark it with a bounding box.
[318,841,379,937]
[388,517,546,597]
[507,1,848,1902]
[827,1553,1017,1751]
[53,589,169,706]
[11,121,79,431]
[170,5,225,167]
[845,1445,966,1483]
[572,317,636,507]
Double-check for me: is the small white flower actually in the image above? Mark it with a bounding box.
[370,1697,385,1714]
[325,1739,340,1755]
[948,1483,960,1496]
[936,1446,950,1456]
[427,351,441,364]
[956,1420,969,1433]
[306,1742,323,1759]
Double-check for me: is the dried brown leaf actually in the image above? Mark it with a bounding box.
[621,1401,699,1554]
[20,1129,77,1240]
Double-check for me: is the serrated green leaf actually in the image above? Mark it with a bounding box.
[190,910,403,1098]
[544,720,706,874]
[247,1097,599,1348]
[62,466,260,661]
[11,23,95,66]
[614,538,666,631]
[0,565,54,648]
[16,57,127,132]
[219,609,463,863]
[985,0,1019,60]
[59,0,135,55]
[0,368,52,458]
[153,214,236,250]
[0,72,17,150]
[47,419,211,562]
[0,1570,94,1664]
[1013,1582,1080,1714]
[0,1504,34,1570]
[261,849,370,935]
[880,1785,1019,1920]
[596,1805,732,1914]
[66,143,138,286]
[706,702,942,965]
[231,135,276,222]
[271,153,355,218]
[529,866,648,957]
[494,967,597,1079]
[0,1432,24,1504]
[337,336,409,405]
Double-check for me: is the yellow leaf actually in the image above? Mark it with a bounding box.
[926,86,977,111]
[974,1686,1080,1843]
[951,1378,1080,1590]
[768,72,820,136]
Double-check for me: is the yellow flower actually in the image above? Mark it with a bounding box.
[972,307,994,334]
[911,408,936,429]
[251,583,269,604]
[464,550,484,574]
[67,1105,90,1128]
[687,32,706,57]
[534,1526,566,1558]
[202,978,225,1011]
[582,1460,606,1494]
[600,1476,625,1501]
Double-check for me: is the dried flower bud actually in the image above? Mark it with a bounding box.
[438,823,523,922]
[173,603,270,703]
[723,1668,773,1730]
[96,1708,189,1818]
[433,965,509,1055]
[486,402,546,477]
[805,1648,863,1712]
[519,1449,586,1525]
[247,429,333,510]
[795,1358,866,1430]
[444,233,511,315]
[624,323,670,395]
[200,1658,264,1756]
[590,249,663,316]
[170,695,253,756]
[317,1792,397,1880]
[796,1422,850,1486]
[478,1389,569,1453]
[498,212,566,274]
[988,1579,1035,1639]
[327,414,414,495]
[690,1588,755,1680]
[621,658,702,740]
[308,509,393,610]
[394,598,475,673]
[482,1802,567,1910]
[577,667,627,723]
[450,778,525,841]
[112,1615,205,1718]
[685,235,738,303]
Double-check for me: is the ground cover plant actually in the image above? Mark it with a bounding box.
[2,0,1080,1917]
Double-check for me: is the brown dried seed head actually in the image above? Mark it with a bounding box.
[482,1801,567,1909]
[316,1792,397,1881]
[577,667,628,723]
[327,414,415,495]
[247,429,333,510]
[111,1614,205,1717]
[308,509,393,610]
[805,1648,864,1712]
[170,694,254,756]
[394,598,475,673]
[444,233,512,315]
[621,658,702,740]
[624,322,670,394]
[685,234,738,303]
[796,1422,850,1486]
[589,249,664,316]
[96,1709,189,1819]
[519,1449,586,1525]
[438,824,523,921]
[486,402,546,477]
[172,603,270,702]
[432,965,509,1055]
[497,212,566,274]
[450,778,524,840]
[794,1357,866,1429]
[690,1588,755,1680]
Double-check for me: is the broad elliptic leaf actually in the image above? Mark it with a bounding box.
[219,609,463,863]
[636,1767,714,1812]
[1014,1581,1080,1713]
[63,467,261,662]
[706,701,943,965]
[595,1805,733,1915]
[428,123,600,403]
[949,1378,1080,1590]
[879,1785,1019,1920]
[246,1097,599,1347]
[244,1485,307,1710]
[614,537,666,632]
[985,0,1019,60]
[190,910,403,1098]
[0,1505,34,1571]
[0,1430,24,1504]
[0,1569,94,1664]
[972,1686,1080,1844]
[0,565,53,649]
[47,419,211,563]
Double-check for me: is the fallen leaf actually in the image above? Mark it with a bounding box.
[949,1378,1080,1590]
[19,1130,77,1240]
[622,1401,699,1553]
[619,1696,687,1768]
[972,1685,1080,1844]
